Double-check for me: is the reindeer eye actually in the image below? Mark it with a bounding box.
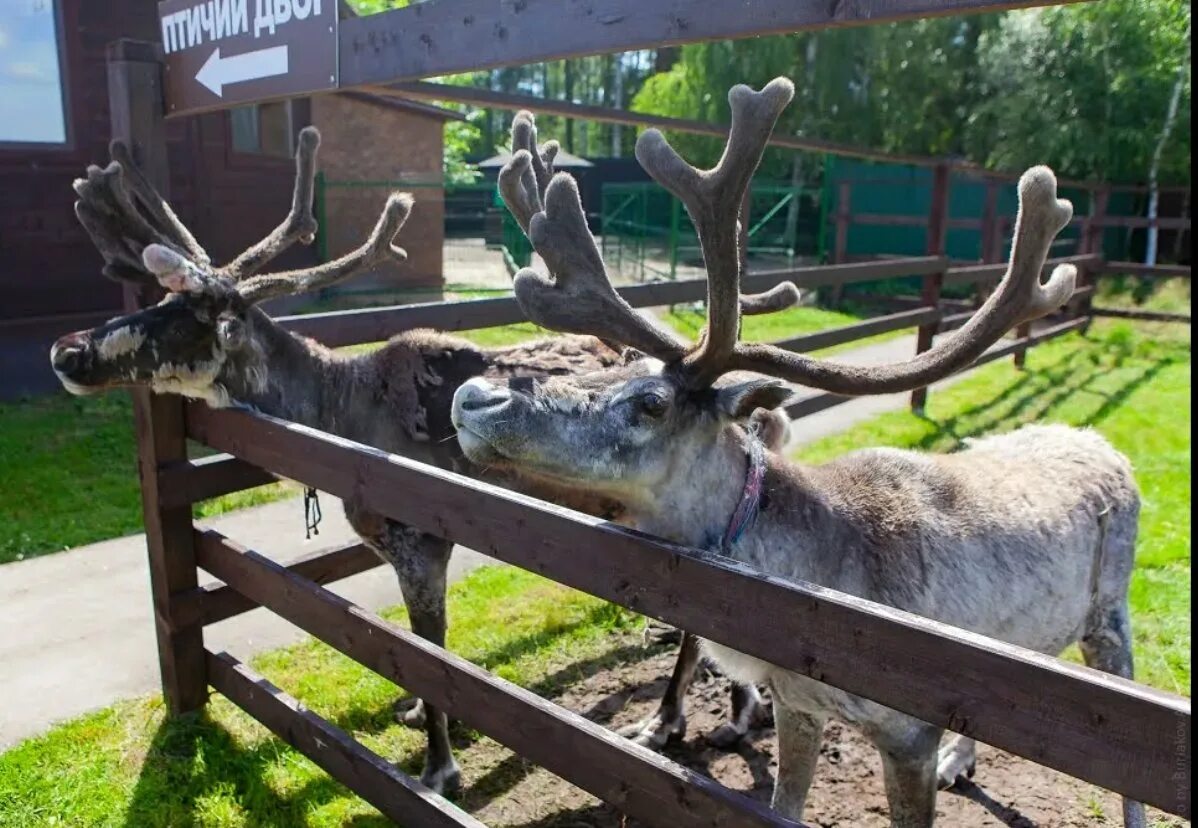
[637,391,669,418]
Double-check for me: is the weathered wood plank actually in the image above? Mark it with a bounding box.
[185,404,1191,817]
[380,82,942,166]
[277,258,946,348]
[1100,262,1192,279]
[173,542,384,628]
[198,533,797,828]
[773,307,940,354]
[339,0,1097,87]
[206,651,485,828]
[942,254,1102,288]
[1092,307,1192,324]
[158,454,279,508]
[912,163,951,411]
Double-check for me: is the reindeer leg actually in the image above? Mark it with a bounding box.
[769,700,826,820]
[1080,600,1147,828]
[619,631,703,748]
[385,526,460,796]
[872,721,942,828]
[936,733,976,790]
[345,503,460,796]
[708,681,773,749]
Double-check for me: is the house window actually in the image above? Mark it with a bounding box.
[0,0,68,145]
[230,101,295,158]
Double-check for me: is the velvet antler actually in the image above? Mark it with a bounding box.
[503,79,1076,396]
[497,109,800,359]
[72,127,411,307]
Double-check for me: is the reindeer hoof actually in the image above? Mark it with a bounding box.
[619,712,686,750]
[937,757,976,790]
[394,697,427,729]
[420,759,462,797]
[706,722,747,750]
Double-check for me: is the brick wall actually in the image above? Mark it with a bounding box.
[0,0,315,327]
[311,94,446,293]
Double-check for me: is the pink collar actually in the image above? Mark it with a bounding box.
[721,429,767,553]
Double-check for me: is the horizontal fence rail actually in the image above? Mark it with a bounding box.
[207,651,487,828]
[277,258,945,348]
[198,531,795,828]
[184,403,1191,818]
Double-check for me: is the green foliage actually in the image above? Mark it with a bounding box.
[968,1,1191,183]
[631,4,1190,185]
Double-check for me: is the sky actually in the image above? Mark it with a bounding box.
[0,0,67,144]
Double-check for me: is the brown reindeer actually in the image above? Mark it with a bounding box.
[450,79,1146,827]
[50,127,791,792]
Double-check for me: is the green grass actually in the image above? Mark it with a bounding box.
[795,320,1191,694]
[0,392,299,564]
[0,566,641,827]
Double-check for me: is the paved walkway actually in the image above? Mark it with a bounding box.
[0,332,997,750]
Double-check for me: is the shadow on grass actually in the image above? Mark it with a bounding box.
[912,334,1176,453]
[121,604,669,826]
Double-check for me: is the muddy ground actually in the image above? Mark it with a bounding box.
[447,629,1186,828]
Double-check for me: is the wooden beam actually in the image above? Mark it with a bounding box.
[185,404,1191,817]
[198,533,795,828]
[107,39,206,716]
[277,257,946,348]
[773,307,940,353]
[207,651,485,828]
[911,162,951,411]
[1092,307,1192,324]
[172,542,384,628]
[1100,262,1192,279]
[158,454,279,508]
[339,1,1098,88]
[375,81,945,167]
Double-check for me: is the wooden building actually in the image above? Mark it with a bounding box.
[0,1,459,398]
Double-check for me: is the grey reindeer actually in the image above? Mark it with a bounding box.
[50,127,791,792]
[450,78,1147,827]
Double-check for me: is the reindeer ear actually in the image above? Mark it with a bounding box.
[142,244,209,294]
[715,378,793,420]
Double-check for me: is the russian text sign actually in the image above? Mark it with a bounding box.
[158,0,337,115]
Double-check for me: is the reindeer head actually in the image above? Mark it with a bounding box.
[452,79,1077,502]
[50,129,412,404]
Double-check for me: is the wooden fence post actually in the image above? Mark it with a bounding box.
[1075,185,1111,329]
[910,162,951,412]
[830,181,852,304]
[107,39,207,716]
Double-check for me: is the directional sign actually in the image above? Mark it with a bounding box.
[158,0,337,116]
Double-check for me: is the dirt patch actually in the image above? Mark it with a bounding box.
[450,631,1186,827]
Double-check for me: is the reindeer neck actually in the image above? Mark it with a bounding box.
[217,307,351,432]
[629,426,751,551]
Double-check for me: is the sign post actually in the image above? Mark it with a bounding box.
[158,0,338,116]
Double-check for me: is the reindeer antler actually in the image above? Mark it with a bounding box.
[73,127,411,307]
[504,79,1076,396]
[636,78,796,385]
[497,109,800,358]
[728,166,1076,394]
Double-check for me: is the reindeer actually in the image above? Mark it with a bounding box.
[49,127,790,793]
[450,78,1147,827]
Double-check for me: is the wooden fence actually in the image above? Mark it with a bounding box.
[106,1,1192,824]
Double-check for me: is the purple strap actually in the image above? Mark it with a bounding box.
[722,430,766,553]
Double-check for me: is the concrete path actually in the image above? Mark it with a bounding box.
[0,331,1008,750]
[0,497,494,750]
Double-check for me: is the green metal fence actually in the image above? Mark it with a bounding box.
[600,179,822,282]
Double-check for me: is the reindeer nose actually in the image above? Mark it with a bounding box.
[51,334,91,378]
[456,379,512,413]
